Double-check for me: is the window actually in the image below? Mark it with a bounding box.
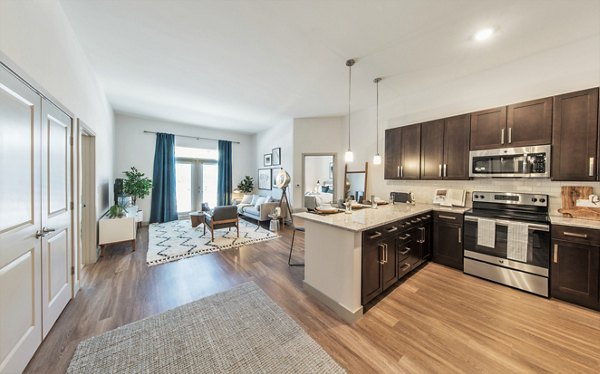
[175,147,218,214]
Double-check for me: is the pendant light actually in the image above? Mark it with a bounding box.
[344,59,355,163]
[373,77,382,165]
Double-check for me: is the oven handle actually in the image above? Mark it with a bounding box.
[464,216,549,232]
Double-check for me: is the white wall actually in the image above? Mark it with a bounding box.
[254,119,294,203]
[114,113,255,217]
[0,0,115,217]
[343,34,600,215]
[293,117,345,209]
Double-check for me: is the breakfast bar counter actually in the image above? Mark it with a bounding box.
[293,203,469,323]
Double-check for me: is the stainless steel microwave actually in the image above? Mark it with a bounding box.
[469,145,551,178]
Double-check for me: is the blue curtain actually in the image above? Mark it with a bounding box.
[150,133,178,223]
[217,140,232,206]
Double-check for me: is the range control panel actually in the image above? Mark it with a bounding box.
[471,191,548,207]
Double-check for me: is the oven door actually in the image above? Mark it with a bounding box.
[463,216,550,276]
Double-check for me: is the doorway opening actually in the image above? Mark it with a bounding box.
[175,146,218,216]
[79,121,96,270]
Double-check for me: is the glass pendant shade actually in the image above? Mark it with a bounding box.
[373,154,382,165]
[345,150,354,163]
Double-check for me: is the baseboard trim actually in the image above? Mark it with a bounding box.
[303,281,363,324]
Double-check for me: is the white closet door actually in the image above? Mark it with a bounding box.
[41,99,72,339]
[0,66,42,373]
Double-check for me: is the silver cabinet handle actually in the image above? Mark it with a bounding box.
[419,227,425,243]
[438,164,442,177]
[400,263,411,271]
[563,231,587,239]
[553,243,558,263]
[384,244,388,264]
[443,164,447,177]
[378,244,385,264]
[458,227,462,244]
[589,157,595,177]
[368,232,382,240]
[501,128,505,144]
[397,165,400,177]
[398,234,411,240]
[400,247,411,255]
[438,215,456,220]
[400,165,404,178]
[386,227,398,233]
[508,127,512,143]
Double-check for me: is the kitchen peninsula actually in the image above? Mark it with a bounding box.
[294,203,468,323]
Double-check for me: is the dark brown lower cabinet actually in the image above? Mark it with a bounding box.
[551,226,600,310]
[362,231,396,305]
[432,211,464,270]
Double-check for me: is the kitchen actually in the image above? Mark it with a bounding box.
[296,87,600,322]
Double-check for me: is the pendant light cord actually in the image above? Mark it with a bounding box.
[348,62,352,151]
[376,79,379,154]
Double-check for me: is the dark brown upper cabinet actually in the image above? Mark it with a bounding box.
[421,114,470,180]
[471,98,552,150]
[470,106,507,150]
[507,97,552,147]
[400,124,421,179]
[384,124,420,180]
[384,127,402,179]
[552,88,599,181]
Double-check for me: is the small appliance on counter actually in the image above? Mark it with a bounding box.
[432,188,466,207]
[390,191,413,204]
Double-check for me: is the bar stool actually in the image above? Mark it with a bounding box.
[288,225,305,267]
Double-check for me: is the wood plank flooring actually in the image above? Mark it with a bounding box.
[25,221,600,373]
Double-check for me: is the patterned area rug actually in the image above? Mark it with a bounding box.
[67,281,345,373]
[147,219,278,266]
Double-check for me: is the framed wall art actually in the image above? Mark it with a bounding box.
[264,153,272,166]
[258,168,272,190]
[272,147,281,166]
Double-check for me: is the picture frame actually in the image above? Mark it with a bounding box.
[272,147,281,166]
[264,153,272,167]
[258,168,272,190]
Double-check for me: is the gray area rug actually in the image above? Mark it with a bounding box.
[67,282,345,373]
[147,219,278,266]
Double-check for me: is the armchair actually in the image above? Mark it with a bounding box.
[204,206,239,242]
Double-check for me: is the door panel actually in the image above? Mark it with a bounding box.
[420,119,444,180]
[401,124,421,179]
[384,128,402,179]
[507,97,552,147]
[41,99,72,338]
[470,106,507,150]
[0,66,42,374]
[443,114,470,179]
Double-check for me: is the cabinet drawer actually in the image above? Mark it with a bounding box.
[552,225,600,245]
[433,211,463,224]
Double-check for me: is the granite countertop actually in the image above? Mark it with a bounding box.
[550,215,600,230]
[293,203,470,232]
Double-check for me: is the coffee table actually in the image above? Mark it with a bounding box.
[189,211,206,227]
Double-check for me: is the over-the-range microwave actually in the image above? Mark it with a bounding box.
[469,145,551,178]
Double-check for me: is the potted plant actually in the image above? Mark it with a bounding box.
[123,167,152,206]
[107,203,127,218]
[237,176,254,193]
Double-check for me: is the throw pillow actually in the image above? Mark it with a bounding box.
[241,194,253,204]
[250,195,260,205]
[254,197,266,210]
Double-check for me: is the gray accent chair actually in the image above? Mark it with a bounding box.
[204,206,239,242]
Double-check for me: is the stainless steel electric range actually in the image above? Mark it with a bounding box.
[463,191,551,297]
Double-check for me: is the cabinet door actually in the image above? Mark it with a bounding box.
[552,88,599,181]
[381,236,398,291]
[384,128,402,179]
[419,221,432,260]
[470,106,507,150]
[433,222,463,270]
[362,240,384,304]
[401,124,421,179]
[420,119,444,180]
[443,114,470,179]
[507,97,552,147]
[551,240,599,310]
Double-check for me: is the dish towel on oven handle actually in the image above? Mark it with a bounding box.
[476,218,496,248]
[507,222,529,262]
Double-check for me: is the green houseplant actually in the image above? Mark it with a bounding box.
[237,176,254,193]
[123,167,152,205]
[107,203,126,219]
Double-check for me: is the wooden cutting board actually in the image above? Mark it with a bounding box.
[558,186,600,220]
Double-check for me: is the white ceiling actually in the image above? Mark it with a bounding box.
[59,0,600,133]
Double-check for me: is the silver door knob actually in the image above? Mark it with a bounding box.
[42,227,56,233]
[35,230,45,239]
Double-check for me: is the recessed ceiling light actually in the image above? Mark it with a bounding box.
[474,27,494,41]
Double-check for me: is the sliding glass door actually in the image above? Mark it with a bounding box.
[176,159,218,214]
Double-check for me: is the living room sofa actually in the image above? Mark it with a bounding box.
[235,194,286,223]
